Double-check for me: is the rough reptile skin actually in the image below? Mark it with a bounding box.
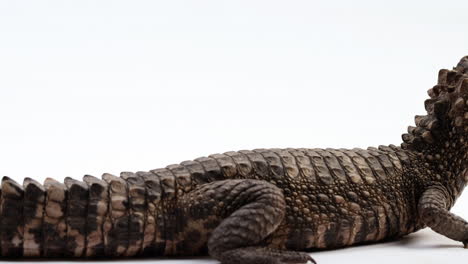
[1,57,468,264]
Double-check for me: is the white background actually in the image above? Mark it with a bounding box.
[0,0,468,263]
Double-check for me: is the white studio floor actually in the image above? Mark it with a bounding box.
[0,228,465,264]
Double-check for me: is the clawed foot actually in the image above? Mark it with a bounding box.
[217,247,316,264]
[278,251,316,264]
[258,247,315,264]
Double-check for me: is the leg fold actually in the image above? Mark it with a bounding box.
[183,179,314,264]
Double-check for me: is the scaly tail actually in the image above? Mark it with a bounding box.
[0,172,161,258]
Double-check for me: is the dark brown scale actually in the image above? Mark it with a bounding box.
[388,149,415,236]
[253,149,286,181]
[208,153,239,179]
[322,150,355,245]
[352,149,388,241]
[385,189,408,236]
[358,150,401,240]
[193,157,224,183]
[120,172,146,256]
[378,147,409,237]
[367,147,396,176]
[23,178,45,257]
[150,168,177,255]
[43,178,68,257]
[223,151,254,178]
[327,149,362,184]
[102,173,129,256]
[270,149,300,180]
[300,149,333,184]
[238,150,270,180]
[339,150,381,243]
[335,218,352,247]
[363,148,394,240]
[83,175,108,257]
[341,149,375,184]
[320,149,359,246]
[285,148,316,184]
[1,177,24,257]
[166,164,192,194]
[390,144,412,166]
[138,171,164,256]
[64,177,88,257]
[317,149,348,183]
[378,145,404,170]
[179,160,206,189]
[354,149,387,181]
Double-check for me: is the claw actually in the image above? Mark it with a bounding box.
[306,255,317,264]
[300,254,316,264]
[309,256,317,264]
[280,252,316,264]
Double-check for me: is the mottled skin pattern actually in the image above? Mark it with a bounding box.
[1,57,468,263]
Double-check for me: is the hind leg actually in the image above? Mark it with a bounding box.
[179,179,314,264]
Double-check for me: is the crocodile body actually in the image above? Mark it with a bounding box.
[1,57,468,263]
